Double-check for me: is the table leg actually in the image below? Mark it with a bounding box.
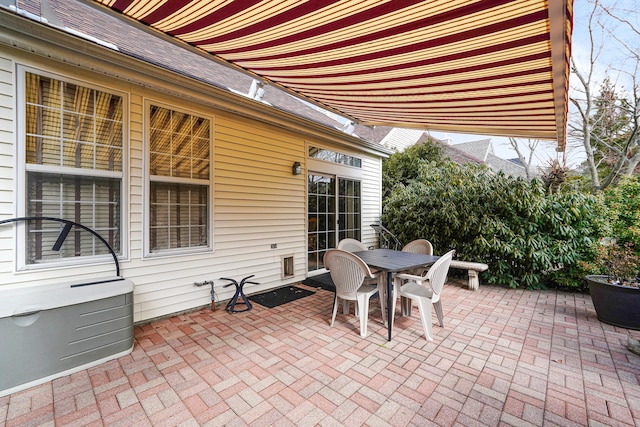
[387,271,393,341]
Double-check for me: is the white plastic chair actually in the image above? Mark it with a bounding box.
[337,238,369,252]
[401,239,434,276]
[337,238,382,282]
[391,250,455,341]
[323,249,384,337]
[402,239,433,255]
[336,238,386,321]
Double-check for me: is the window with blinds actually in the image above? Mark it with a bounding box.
[23,71,124,264]
[148,104,211,253]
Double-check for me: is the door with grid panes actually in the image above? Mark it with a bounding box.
[307,174,361,272]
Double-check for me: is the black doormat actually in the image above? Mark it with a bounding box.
[248,286,315,308]
[302,273,335,292]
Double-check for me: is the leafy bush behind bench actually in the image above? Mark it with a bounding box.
[382,161,605,290]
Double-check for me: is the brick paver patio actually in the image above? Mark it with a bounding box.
[1,279,639,426]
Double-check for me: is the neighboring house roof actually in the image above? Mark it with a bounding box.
[441,144,485,167]
[379,128,426,152]
[453,139,494,162]
[13,0,392,155]
[486,154,528,178]
[414,134,485,166]
[361,125,396,146]
[412,134,529,177]
[454,138,528,178]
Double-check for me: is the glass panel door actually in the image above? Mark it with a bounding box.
[307,174,335,272]
[338,178,361,242]
[307,174,361,272]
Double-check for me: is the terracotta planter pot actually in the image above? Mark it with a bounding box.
[587,275,640,330]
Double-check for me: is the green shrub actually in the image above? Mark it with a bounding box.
[603,175,640,250]
[382,161,603,290]
[568,176,640,284]
[543,192,608,290]
[382,138,445,200]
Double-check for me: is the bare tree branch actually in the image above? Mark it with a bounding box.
[569,0,640,191]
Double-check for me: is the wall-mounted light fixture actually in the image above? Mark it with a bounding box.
[292,161,302,175]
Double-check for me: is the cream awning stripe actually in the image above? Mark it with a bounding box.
[185,0,425,45]
[193,0,515,55]
[330,98,554,111]
[300,81,553,102]
[172,1,341,37]
[296,67,552,94]
[92,0,574,150]
[137,0,262,27]
[280,56,552,90]
[246,33,550,79]
[325,92,553,110]
[232,11,549,70]
[357,105,555,115]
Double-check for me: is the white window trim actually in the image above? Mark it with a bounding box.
[143,98,214,258]
[15,65,129,272]
[306,143,364,180]
[308,145,363,169]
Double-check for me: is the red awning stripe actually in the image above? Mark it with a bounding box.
[208,11,547,63]
[175,1,341,39]
[333,98,554,111]
[146,0,256,27]
[415,120,555,127]
[228,13,549,70]
[244,34,550,79]
[198,0,516,55]
[299,82,554,102]
[91,0,573,147]
[279,56,552,90]
[188,0,426,47]
[297,70,553,95]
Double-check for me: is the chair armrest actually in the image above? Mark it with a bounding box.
[394,273,426,282]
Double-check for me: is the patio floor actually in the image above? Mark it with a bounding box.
[2,279,640,426]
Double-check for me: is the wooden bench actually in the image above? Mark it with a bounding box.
[449,260,488,290]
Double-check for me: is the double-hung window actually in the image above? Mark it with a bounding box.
[146,103,212,255]
[21,69,125,266]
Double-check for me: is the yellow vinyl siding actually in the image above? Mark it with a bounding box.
[360,155,383,248]
[129,92,310,320]
[0,42,385,323]
[0,55,14,276]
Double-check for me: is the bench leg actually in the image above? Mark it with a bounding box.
[468,270,479,291]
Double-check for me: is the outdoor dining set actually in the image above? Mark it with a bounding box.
[323,238,455,342]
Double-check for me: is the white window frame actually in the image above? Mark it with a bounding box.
[306,144,364,181]
[15,65,129,271]
[143,99,214,258]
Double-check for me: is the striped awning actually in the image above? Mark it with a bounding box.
[90,0,573,151]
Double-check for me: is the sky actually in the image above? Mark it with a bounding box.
[430,0,639,169]
[425,130,559,166]
[322,0,636,169]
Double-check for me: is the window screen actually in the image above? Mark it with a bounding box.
[148,104,211,252]
[24,71,123,263]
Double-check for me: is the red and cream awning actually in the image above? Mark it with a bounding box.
[90,0,573,151]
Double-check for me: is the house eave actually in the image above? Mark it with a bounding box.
[0,8,391,158]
